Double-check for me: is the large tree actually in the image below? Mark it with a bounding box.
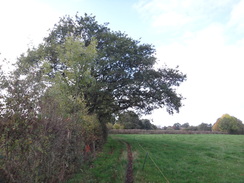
[212,114,244,134]
[16,14,186,137]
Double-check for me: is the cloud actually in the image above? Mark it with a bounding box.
[0,0,60,60]
[148,21,244,126]
[152,11,192,27]
[134,0,194,28]
[227,0,244,34]
[134,0,240,30]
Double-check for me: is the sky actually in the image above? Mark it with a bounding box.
[1,0,244,127]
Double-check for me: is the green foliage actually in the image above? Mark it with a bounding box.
[55,36,97,89]
[117,111,141,129]
[2,112,78,182]
[33,13,186,123]
[116,111,156,130]
[67,136,127,183]
[197,123,212,131]
[0,35,103,182]
[213,114,244,134]
[8,13,186,142]
[181,122,190,128]
[141,119,157,130]
[0,64,6,115]
[0,81,102,182]
[162,123,212,131]
[173,123,181,130]
[106,122,114,130]
[113,123,124,129]
[1,13,187,182]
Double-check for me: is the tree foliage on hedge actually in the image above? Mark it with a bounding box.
[212,114,244,134]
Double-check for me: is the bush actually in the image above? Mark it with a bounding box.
[0,95,103,183]
[113,123,124,129]
[106,123,114,130]
[0,71,103,182]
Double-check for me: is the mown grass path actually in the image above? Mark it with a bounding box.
[124,141,133,183]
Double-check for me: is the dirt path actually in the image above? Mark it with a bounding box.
[125,142,133,183]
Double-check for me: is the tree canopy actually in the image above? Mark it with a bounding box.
[12,13,186,134]
[212,114,244,134]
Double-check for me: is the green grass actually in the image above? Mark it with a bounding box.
[67,134,244,183]
[66,137,127,183]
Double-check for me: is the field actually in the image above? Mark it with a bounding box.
[68,134,244,183]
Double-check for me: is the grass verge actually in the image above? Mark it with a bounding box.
[66,136,127,183]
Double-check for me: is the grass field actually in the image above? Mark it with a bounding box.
[67,134,244,183]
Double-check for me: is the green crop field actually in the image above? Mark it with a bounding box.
[68,134,244,183]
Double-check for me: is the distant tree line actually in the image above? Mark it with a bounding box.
[113,113,244,135]
[161,122,212,131]
[159,114,244,134]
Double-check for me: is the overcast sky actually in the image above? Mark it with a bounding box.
[1,0,244,126]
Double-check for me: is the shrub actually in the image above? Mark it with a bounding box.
[106,122,114,130]
[113,123,124,129]
[0,94,103,182]
[0,68,103,182]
